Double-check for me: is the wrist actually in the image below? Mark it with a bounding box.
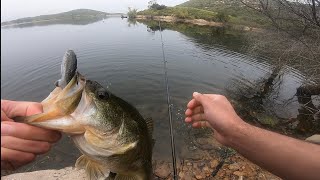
[224,119,252,148]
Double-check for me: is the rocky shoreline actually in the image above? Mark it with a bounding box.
[2,154,281,180]
[135,15,262,32]
[135,15,224,27]
[2,135,282,180]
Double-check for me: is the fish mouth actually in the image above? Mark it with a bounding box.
[18,72,87,134]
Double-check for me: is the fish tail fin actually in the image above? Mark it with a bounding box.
[76,155,110,180]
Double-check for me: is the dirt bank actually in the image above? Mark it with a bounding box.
[135,15,262,32]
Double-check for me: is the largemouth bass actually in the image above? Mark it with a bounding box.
[17,50,154,180]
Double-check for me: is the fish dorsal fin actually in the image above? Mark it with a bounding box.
[145,117,153,137]
[114,174,141,180]
[75,155,110,180]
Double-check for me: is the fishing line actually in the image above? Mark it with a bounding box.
[158,21,178,180]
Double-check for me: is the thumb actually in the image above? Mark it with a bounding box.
[193,92,210,107]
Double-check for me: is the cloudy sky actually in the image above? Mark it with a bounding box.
[1,0,186,22]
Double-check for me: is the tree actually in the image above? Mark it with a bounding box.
[148,0,167,10]
[240,0,320,83]
[127,7,138,19]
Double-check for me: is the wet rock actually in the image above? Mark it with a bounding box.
[154,162,171,178]
[228,163,240,170]
[196,138,209,145]
[210,159,219,169]
[189,151,203,161]
[233,171,245,177]
[200,144,214,150]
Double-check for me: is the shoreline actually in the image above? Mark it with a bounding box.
[135,15,262,32]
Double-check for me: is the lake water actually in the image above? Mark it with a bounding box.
[1,17,314,173]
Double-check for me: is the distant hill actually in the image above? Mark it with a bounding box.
[1,9,122,27]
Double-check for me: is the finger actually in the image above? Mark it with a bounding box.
[185,117,193,123]
[1,110,13,122]
[193,106,204,114]
[185,109,193,116]
[187,99,202,109]
[185,113,206,123]
[1,121,61,143]
[185,106,204,117]
[191,113,206,122]
[192,121,210,128]
[1,136,51,155]
[1,147,35,164]
[192,92,212,107]
[1,100,43,118]
[1,161,15,170]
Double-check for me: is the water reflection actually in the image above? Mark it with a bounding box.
[137,20,247,52]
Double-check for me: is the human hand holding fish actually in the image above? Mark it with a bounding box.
[2,50,154,180]
[1,100,61,170]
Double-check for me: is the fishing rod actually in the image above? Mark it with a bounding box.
[158,21,178,180]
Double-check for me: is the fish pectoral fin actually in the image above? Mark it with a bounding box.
[114,174,142,180]
[112,141,138,155]
[76,155,110,180]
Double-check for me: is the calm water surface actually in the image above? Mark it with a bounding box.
[1,17,308,172]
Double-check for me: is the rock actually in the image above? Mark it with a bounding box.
[305,134,320,144]
[228,163,240,170]
[195,174,204,179]
[182,166,188,171]
[189,151,203,160]
[193,163,198,169]
[210,160,219,169]
[154,162,171,178]
[201,144,214,150]
[233,171,245,177]
[1,167,86,180]
[198,162,205,167]
[196,138,209,145]
[179,171,185,178]
[193,168,206,180]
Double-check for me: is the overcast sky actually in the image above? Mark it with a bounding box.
[1,0,187,22]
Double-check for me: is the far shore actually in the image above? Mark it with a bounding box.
[135,15,263,32]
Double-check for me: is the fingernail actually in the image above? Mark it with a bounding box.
[193,92,200,96]
[1,123,13,136]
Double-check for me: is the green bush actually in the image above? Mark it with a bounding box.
[216,12,230,22]
[127,7,138,19]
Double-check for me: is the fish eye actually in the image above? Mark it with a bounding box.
[96,89,109,100]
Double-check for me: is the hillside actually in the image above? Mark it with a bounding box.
[178,0,269,27]
[1,9,114,27]
[138,7,218,21]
